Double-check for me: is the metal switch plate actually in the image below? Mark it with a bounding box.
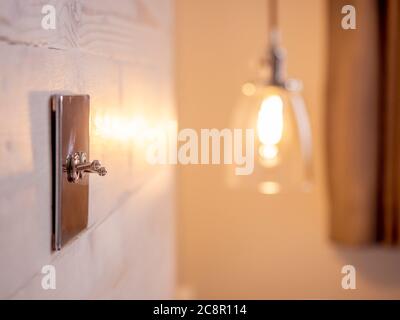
[51,95,106,250]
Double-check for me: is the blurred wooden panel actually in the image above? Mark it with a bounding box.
[327,0,380,245]
[380,0,400,245]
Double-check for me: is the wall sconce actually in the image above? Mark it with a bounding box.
[229,0,312,194]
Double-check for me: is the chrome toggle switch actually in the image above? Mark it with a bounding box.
[64,151,107,183]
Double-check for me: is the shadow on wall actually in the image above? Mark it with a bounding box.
[28,91,72,252]
[0,91,72,298]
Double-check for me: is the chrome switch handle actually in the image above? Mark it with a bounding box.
[63,151,107,183]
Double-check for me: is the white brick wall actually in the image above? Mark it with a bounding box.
[0,0,175,299]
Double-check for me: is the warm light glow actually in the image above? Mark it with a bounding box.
[259,144,278,160]
[258,181,281,195]
[241,82,256,96]
[94,114,148,141]
[257,95,284,146]
[93,113,177,155]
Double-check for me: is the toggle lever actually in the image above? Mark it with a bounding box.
[63,151,107,183]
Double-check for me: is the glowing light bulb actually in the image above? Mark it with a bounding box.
[257,94,284,162]
[229,29,313,194]
[257,95,284,145]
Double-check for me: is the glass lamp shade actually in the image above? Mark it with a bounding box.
[227,81,313,194]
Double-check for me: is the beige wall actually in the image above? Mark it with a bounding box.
[176,0,400,299]
[0,0,175,299]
